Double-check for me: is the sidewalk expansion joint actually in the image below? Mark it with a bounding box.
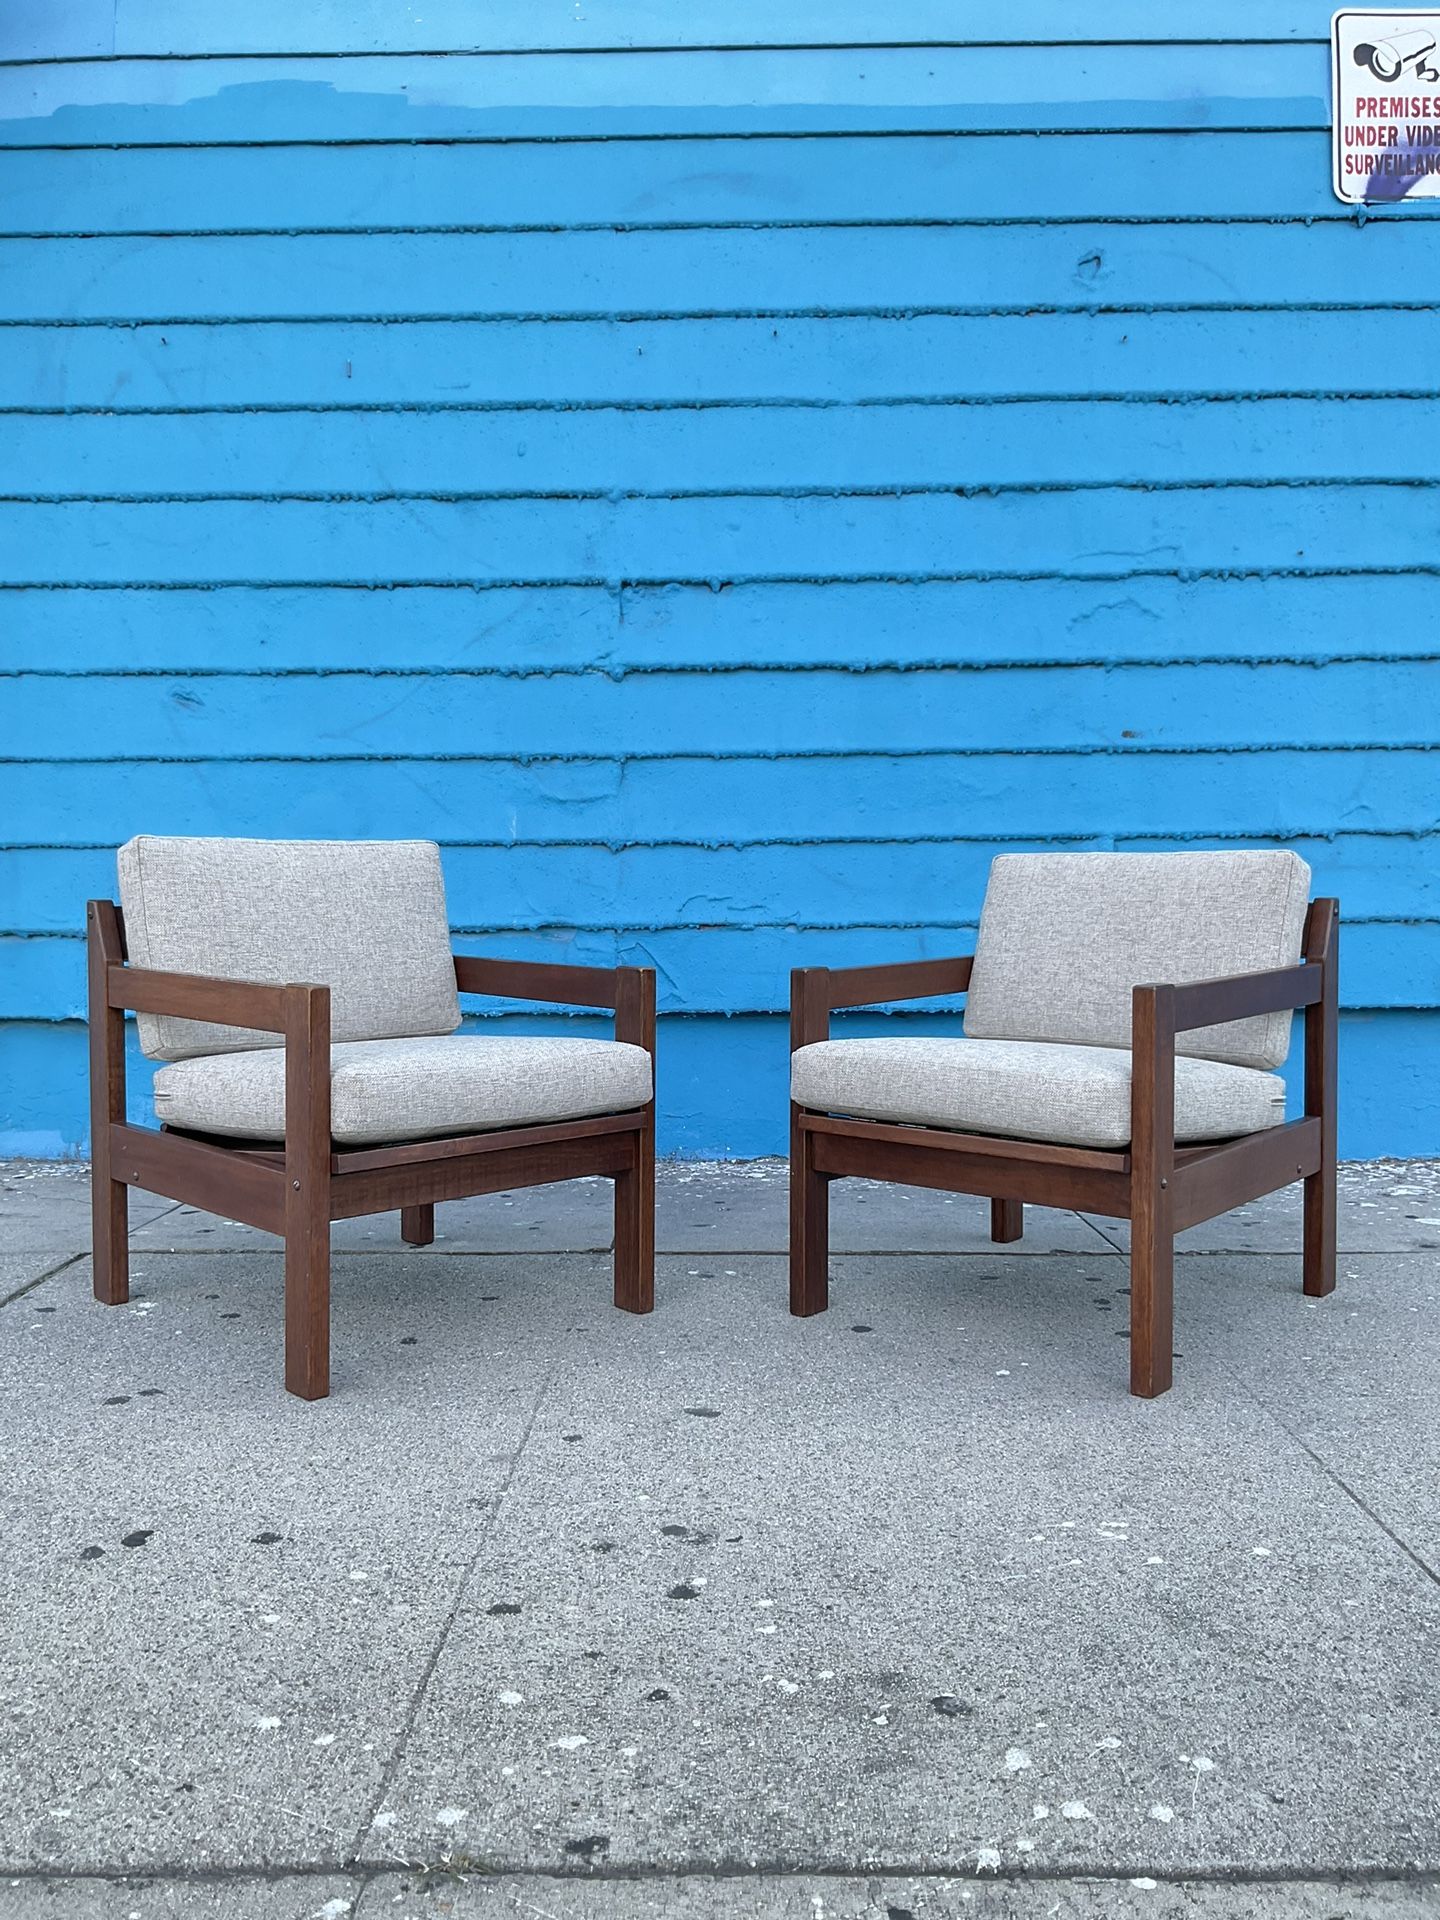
[1,1862,1437,1889]
[0,1250,85,1310]
[342,1356,563,1858]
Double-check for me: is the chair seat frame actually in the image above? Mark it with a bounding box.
[790,898,1338,1397]
[87,899,656,1400]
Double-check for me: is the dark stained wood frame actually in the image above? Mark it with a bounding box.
[87,900,657,1400]
[790,898,1338,1398]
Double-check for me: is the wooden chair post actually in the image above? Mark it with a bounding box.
[400,1205,435,1246]
[1302,899,1339,1299]
[283,984,332,1400]
[1130,983,1176,1398]
[790,967,832,1316]
[613,966,656,1313]
[87,901,129,1306]
[991,1198,1023,1243]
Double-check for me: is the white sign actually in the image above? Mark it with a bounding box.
[1333,11,1440,200]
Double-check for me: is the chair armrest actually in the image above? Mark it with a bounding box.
[1162,963,1322,1036]
[455,952,630,1011]
[106,964,296,1034]
[100,960,332,1156]
[1142,896,1338,1038]
[454,953,657,1055]
[791,956,974,1050]
[1130,953,1327,1168]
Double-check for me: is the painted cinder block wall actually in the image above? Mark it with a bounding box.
[1,1,1436,1159]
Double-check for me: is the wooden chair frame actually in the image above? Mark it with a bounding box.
[87,899,657,1400]
[790,898,1338,1397]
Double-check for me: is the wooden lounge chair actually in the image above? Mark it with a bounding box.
[88,836,656,1399]
[788,851,1337,1397]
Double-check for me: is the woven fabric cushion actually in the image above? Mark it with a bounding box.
[118,836,461,1061]
[963,850,1310,1071]
[792,1036,1286,1150]
[153,1034,653,1146]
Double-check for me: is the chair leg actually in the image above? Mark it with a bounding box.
[92,1172,129,1306]
[1129,1169,1174,1399]
[1303,1157,1336,1298]
[1129,985,1175,1399]
[400,1204,435,1248]
[614,1121,655,1313]
[1303,906,1338,1299]
[87,900,129,1305]
[284,1199,331,1401]
[284,983,332,1400]
[790,1107,830,1315]
[991,1197,1023,1244]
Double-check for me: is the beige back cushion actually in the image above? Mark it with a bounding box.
[963,851,1311,1071]
[117,836,461,1061]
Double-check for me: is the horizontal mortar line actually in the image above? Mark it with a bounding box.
[3,211,1387,250]
[7,389,1440,417]
[0,124,1340,154]
[8,742,1438,766]
[251,662,1416,692]
[14,477,1440,503]
[8,652,1427,677]
[12,572,1440,602]
[0,37,1330,69]
[11,300,1440,330]
[0,207,1370,240]
[537,908,1429,926]
[29,229,1420,266]
[16,566,1440,591]
[8,830,1432,851]
[8,831,1430,853]
[1,210,1382,244]
[5,913,1429,937]
[5,566,1437,593]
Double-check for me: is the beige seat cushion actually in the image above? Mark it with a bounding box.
[154,1034,652,1147]
[963,850,1310,1071]
[118,836,460,1061]
[792,1036,1286,1151]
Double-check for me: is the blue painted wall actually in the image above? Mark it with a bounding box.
[1,2,1436,1159]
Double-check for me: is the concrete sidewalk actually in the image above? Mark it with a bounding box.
[2,1160,1438,1920]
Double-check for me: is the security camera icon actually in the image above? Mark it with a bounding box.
[1354,27,1440,80]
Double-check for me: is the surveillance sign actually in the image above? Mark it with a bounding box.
[1333,10,1440,200]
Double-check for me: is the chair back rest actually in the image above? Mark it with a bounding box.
[964,850,1311,1071]
[117,836,460,1060]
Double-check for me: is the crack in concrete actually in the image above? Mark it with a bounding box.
[344,1356,564,1861]
[0,1198,187,1309]
[0,1249,85,1308]
[1227,1370,1440,1595]
[1074,1210,1126,1254]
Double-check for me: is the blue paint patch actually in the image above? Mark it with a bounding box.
[0,53,1332,148]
